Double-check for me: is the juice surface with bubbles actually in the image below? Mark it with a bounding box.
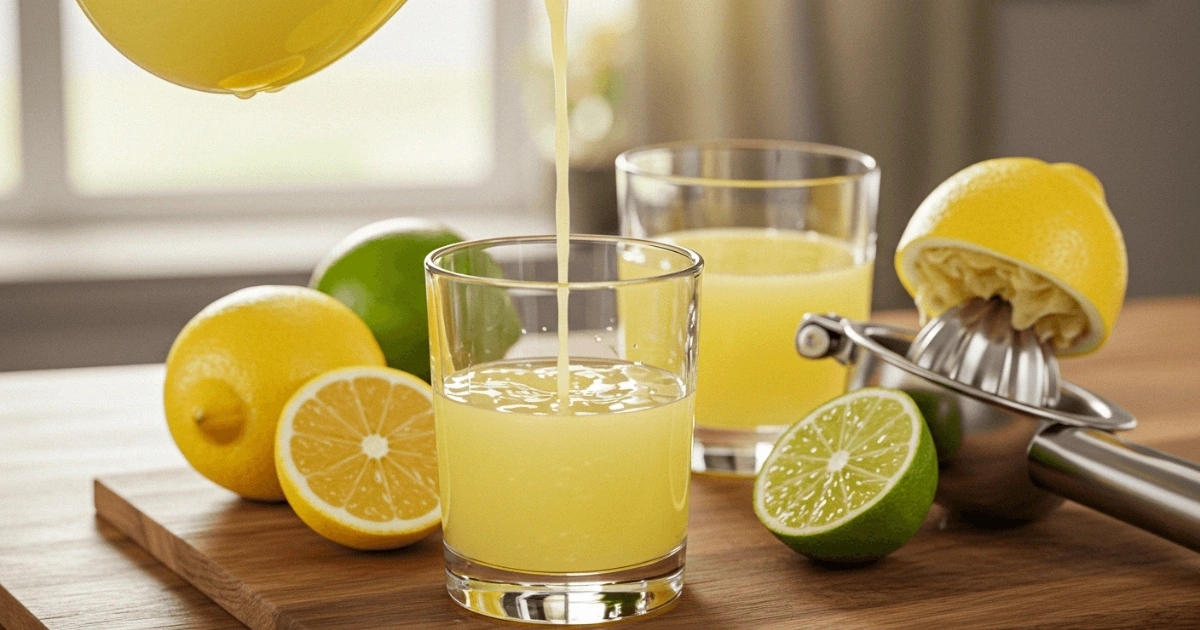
[76,0,409,97]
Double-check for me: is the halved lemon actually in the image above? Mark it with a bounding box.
[276,366,439,550]
[896,158,1127,355]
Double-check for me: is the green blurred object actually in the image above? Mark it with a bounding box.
[310,218,464,382]
[906,390,962,464]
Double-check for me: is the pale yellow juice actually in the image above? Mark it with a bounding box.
[660,228,872,429]
[545,0,572,400]
[434,358,694,573]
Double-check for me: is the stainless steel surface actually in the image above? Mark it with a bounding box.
[797,314,1073,521]
[1030,426,1200,551]
[796,312,1200,551]
[797,314,1133,430]
[795,323,833,361]
[907,298,1060,407]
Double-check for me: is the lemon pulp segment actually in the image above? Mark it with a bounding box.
[277,366,440,550]
[909,245,1090,351]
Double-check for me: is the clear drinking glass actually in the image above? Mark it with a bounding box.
[425,235,702,625]
[617,140,879,476]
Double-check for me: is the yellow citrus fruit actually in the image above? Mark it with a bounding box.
[77,0,409,97]
[275,366,439,550]
[164,286,386,501]
[896,158,1127,355]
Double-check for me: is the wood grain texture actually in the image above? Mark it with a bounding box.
[0,366,242,630]
[2,296,1198,629]
[95,454,1200,630]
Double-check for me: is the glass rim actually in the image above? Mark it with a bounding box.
[614,139,879,189]
[424,234,704,291]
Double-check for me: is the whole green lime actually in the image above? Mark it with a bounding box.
[310,218,462,382]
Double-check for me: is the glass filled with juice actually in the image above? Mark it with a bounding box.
[617,140,879,476]
[425,235,702,625]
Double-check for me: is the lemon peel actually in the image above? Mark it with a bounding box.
[164,286,386,501]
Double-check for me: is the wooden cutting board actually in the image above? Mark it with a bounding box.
[95,460,1200,630]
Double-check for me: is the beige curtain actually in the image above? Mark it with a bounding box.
[633,0,994,309]
[636,0,818,141]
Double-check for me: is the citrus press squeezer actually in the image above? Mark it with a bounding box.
[795,297,1200,551]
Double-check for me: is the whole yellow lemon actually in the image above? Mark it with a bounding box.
[164,286,385,500]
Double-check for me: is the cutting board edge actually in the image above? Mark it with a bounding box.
[94,474,296,630]
[0,581,48,630]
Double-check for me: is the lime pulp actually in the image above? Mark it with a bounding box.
[753,387,938,563]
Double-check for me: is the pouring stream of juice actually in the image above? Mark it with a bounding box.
[545,0,571,405]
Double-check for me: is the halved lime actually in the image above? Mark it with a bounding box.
[753,387,937,563]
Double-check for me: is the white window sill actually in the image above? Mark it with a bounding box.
[0,211,554,285]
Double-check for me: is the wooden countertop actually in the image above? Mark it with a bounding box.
[1,296,1198,629]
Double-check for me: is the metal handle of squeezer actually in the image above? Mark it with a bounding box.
[1029,426,1200,552]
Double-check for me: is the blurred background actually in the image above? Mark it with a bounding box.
[1,0,1197,371]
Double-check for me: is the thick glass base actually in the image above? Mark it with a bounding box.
[444,543,685,625]
[691,424,788,476]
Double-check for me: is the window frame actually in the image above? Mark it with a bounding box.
[1,0,539,224]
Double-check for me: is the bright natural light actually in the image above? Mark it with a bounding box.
[62,0,494,197]
[0,0,19,197]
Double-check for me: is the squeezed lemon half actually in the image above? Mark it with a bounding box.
[896,158,1127,355]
